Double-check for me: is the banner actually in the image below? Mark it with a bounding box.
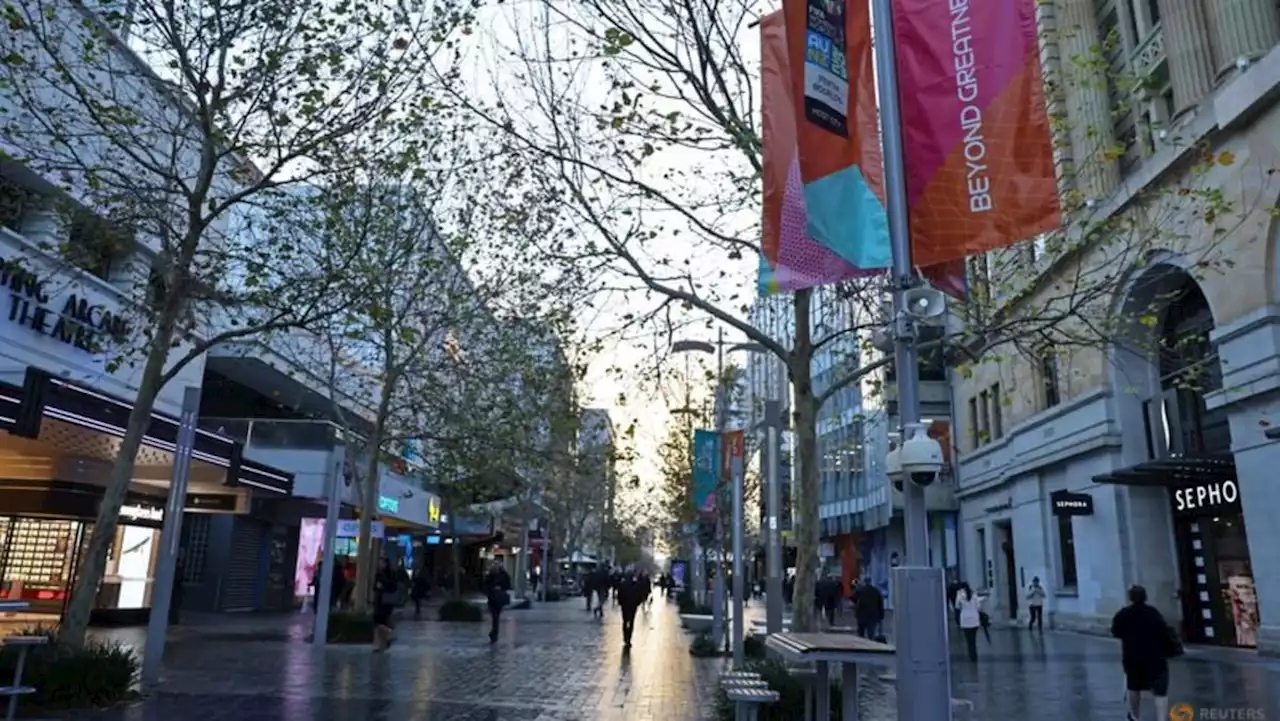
[721,430,745,503]
[692,429,721,515]
[760,10,877,294]
[782,0,889,270]
[891,0,1060,266]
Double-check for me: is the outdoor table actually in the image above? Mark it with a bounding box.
[764,632,895,721]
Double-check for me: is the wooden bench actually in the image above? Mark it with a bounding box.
[1,636,48,721]
[720,670,764,682]
[724,686,780,721]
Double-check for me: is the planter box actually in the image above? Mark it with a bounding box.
[680,614,714,633]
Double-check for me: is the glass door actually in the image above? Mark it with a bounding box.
[1203,514,1256,647]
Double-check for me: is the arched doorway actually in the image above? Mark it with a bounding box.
[1098,269,1259,648]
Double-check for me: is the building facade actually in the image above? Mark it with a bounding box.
[954,0,1280,653]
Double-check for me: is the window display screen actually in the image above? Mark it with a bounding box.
[0,518,80,602]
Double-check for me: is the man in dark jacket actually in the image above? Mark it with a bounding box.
[854,577,885,640]
[617,568,646,648]
[483,561,512,643]
[1112,585,1176,721]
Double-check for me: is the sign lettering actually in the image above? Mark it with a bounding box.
[1174,480,1239,512]
[0,255,129,353]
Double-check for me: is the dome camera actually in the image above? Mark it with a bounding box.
[886,434,904,491]
[901,422,943,487]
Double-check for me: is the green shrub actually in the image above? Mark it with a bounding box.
[743,633,767,659]
[438,599,484,622]
[326,611,375,644]
[0,626,138,710]
[689,632,722,657]
[713,658,842,721]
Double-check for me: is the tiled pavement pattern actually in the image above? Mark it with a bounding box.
[45,600,1280,720]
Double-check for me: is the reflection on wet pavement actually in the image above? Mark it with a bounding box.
[51,601,1280,720]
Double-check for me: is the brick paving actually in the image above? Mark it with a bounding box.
[36,598,1280,720]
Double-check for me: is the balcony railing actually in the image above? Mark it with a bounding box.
[199,417,340,451]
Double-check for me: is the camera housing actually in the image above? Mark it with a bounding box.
[886,442,904,492]
[901,422,943,487]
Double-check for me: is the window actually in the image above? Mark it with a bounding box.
[67,213,132,282]
[1041,349,1062,409]
[1057,515,1079,588]
[0,176,30,232]
[989,383,1004,439]
[976,527,989,588]
[967,397,979,449]
[978,389,991,444]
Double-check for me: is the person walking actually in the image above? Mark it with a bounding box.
[372,557,400,652]
[853,577,885,640]
[617,567,645,649]
[1026,576,1046,632]
[1112,585,1180,721]
[955,585,985,662]
[411,565,431,620]
[583,571,596,611]
[593,565,611,619]
[483,560,512,643]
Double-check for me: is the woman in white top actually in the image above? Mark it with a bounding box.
[954,585,984,661]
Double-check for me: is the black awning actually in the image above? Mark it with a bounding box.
[1093,455,1235,488]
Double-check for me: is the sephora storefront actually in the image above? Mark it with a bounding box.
[1171,476,1257,647]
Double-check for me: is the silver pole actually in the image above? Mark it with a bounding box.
[141,386,200,688]
[764,399,783,633]
[711,329,725,650]
[870,0,953,717]
[731,431,745,666]
[313,447,345,645]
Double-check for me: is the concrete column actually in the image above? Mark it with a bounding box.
[1156,0,1215,117]
[1206,0,1280,81]
[1055,0,1120,200]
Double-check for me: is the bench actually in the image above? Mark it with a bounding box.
[720,670,764,682]
[724,686,779,721]
[788,665,817,719]
[1,636,48,721]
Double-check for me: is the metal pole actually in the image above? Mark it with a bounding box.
[141,386,200,688]
[764,399,783,633]
[711,328,725,650]
[313,447,345,645]
[871,0,953,717]
[731,427,745,666]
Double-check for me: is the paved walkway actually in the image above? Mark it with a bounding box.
[37,599,1280,720]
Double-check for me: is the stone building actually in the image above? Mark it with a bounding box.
[953,0,1280,653]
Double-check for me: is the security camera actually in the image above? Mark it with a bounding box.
[886,434,904,491]
[901,422,943,487]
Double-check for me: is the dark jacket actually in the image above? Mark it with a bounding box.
[411,572,431,600]
[617,574,646,611]
[373,569,399,609]
[1111,602,1175,669]
[854,583,885,624]
[483,568,512,608]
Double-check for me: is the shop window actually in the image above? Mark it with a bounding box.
[988,383,1003,440]
[1041,350,1061,409]
[1057,515,1079,589]
[976,527,988,588]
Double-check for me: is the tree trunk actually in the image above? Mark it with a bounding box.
[789,287,818,633]
[59,322,178,649]
[352,375,393,613]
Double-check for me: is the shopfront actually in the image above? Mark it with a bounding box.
[0,370,294,624]
[1171,476,1258,647]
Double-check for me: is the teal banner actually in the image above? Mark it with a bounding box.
[693,429,720,515]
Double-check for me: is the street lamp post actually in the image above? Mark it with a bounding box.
[672,331,767,667]
[870,0,955,717]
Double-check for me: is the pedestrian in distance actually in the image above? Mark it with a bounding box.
[372,557,400,652]
[854,577,885,641]
[483,560,512,643]
[617,567,646,649]
[1026,576,1046,632]
[410,565,431,620]
[583,572,596,612]
[1111,585,1181,721]
[955,585,985,662]
[593,565,611,619]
